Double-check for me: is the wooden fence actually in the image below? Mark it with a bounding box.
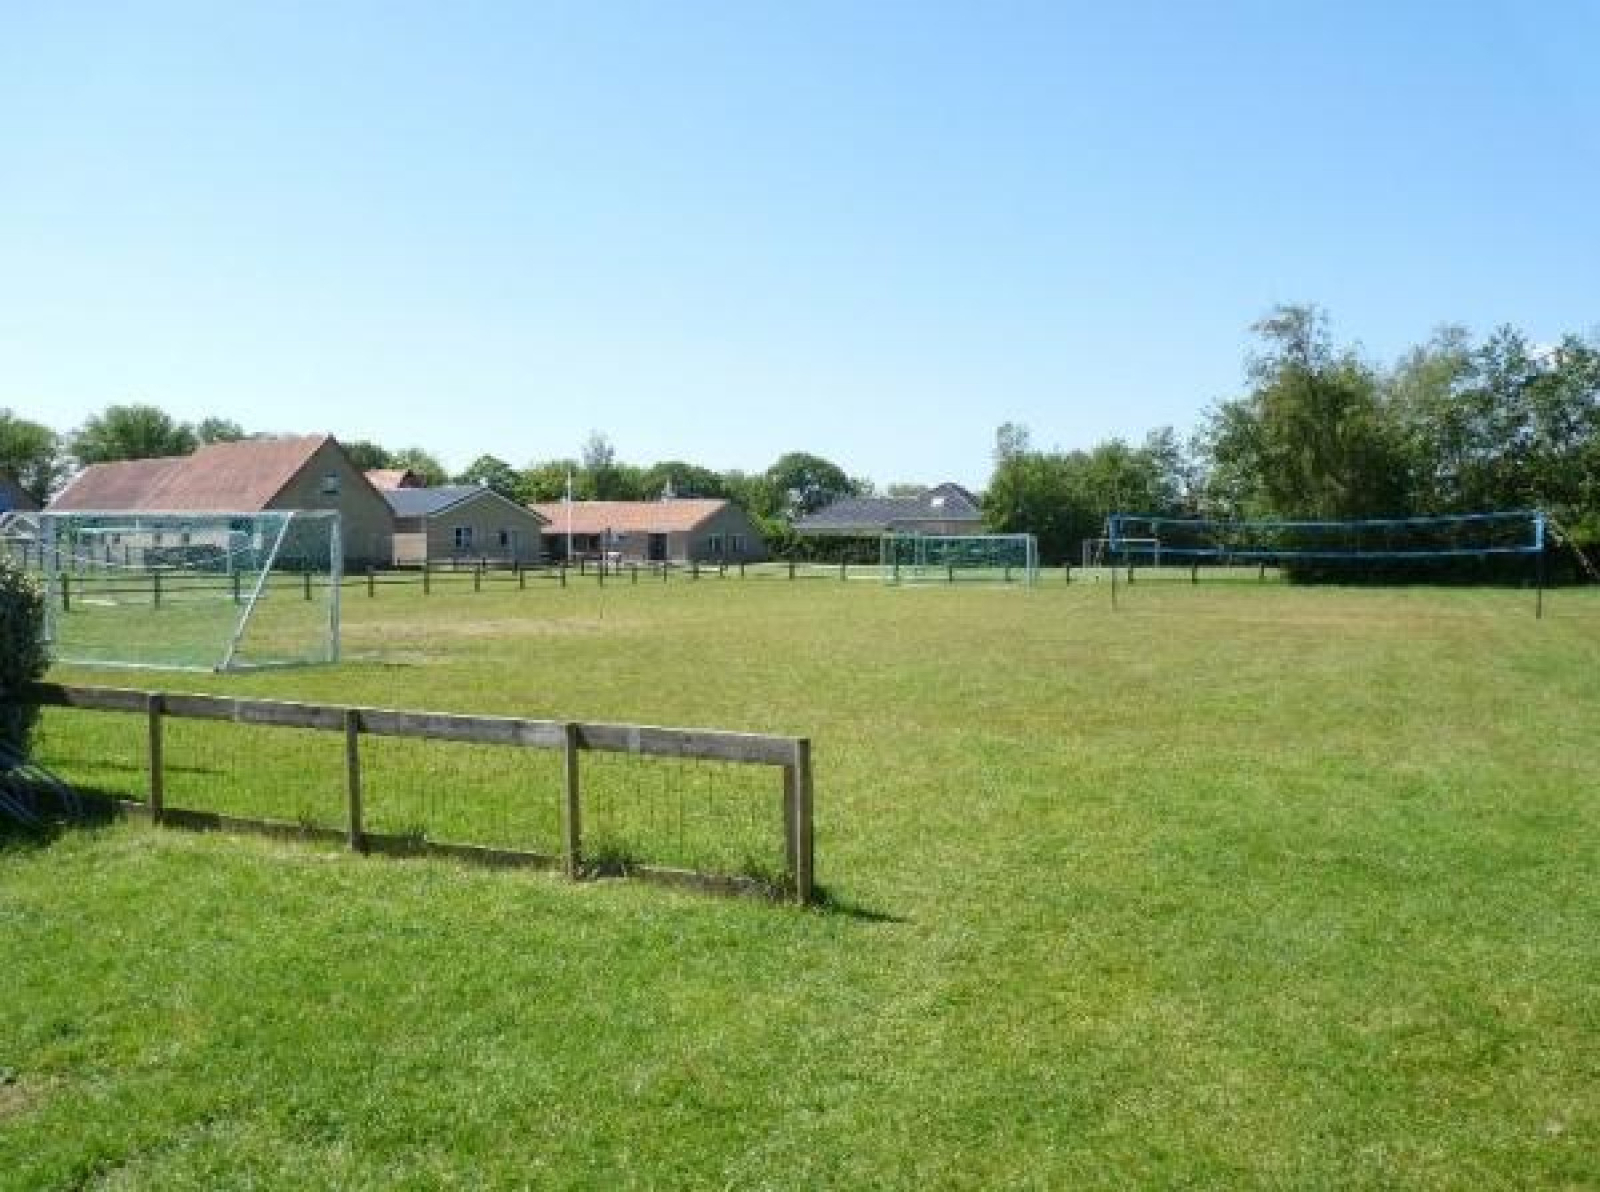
[24,682,815,905]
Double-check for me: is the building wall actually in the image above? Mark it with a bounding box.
[419,491,546,564]
[681,504,769,562]
[268,439,395,569]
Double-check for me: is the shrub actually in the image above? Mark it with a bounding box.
[0,555,47,756]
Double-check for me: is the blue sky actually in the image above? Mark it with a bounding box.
[3,1,1596,489]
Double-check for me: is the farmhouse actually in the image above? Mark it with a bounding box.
[47,434,394,568]
[0,471,38,513]
[794,482,985,537]
[531,498,768,564]
[385,485,549,566]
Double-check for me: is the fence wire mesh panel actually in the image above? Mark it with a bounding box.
[34,510,340,671]
[581,750,788,884]
[21,685,814,903]
[31,706,148,805]
[358,734,564,855]
[161,718,347,832]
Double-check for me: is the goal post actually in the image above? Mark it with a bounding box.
[36,510,341,671]
[880,532,1039,585]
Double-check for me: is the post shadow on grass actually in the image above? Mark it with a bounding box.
[809,883,906,923]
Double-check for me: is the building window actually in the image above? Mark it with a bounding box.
[453,526,474,552]
[707,534,723,557]
[497,529,511,549]
[731,534,745,555]
[321,472,340,495]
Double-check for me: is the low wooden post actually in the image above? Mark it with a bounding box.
[473,564,482,593]
[719,561,727,578]
[1191,562,1200,585]
[423,563,432,595]
[153,570,162,609]
[562,722,582,879]
[559,564,567,589]
[947,563,954,584]
[631,564,638,584]
[739,561,746,579]
[302,569,312,601]
[147,693,165,825]
[234,570,244,604]
[691,560,699,581]
[517,563,526,590]
[793,738,814,906]
[60,572,71,612]
[788,559,796,581]
[839,559,846,582]
[345,708,364,851]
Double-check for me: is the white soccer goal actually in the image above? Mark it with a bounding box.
[33,510,342,671]
[880,532,1039,585]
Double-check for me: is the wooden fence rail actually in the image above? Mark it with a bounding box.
[25,681,815,905]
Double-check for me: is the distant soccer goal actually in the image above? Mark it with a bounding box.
[880,532,1039,585]
[36,511,342,671]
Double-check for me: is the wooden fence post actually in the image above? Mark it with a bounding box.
[559,564,567,589]
[303,569,312,601]
[562,722,582,879]
[474,564,482,593]
[60,572,71,612]
[147,692,165,825]
[789,559,796,581]
[368,567,376,598]
[518,563,526,590]
[234,570,243,604]
[153,570,162,609]
[839,559,847,582]
[792,738,814,905]
[423,563,431,595]
[345,708,363,851]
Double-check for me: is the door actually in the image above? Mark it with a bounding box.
[648,533,668,562]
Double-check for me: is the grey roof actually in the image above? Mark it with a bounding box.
[0,472,38,513]
[794,483,984,534]
[384,485,547,523]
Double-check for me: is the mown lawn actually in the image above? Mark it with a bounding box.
[4,578,1598,1189]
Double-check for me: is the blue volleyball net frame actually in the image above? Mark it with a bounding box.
[1104,510,1551,614]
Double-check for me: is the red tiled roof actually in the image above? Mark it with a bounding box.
[50,435,333,512]
[529,499,732,535]
[365,469,423,490]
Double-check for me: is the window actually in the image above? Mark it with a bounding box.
[731,534,745,555]
[707,534,723,557]
[453,526,474,552]
[321,472,340,495]
[497,529,511,549]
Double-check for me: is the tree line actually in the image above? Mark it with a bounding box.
[986,305,1600,563]
[6,304,1596,565]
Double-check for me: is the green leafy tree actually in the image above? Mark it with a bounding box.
[195,417,248,444]
[0,410,65,504]
[763,452,859,518]
[342,440,395,471]
[73,403,197,464]
[639,461,727,500]
[389,447,449,487]
[455,454,528,502]
[579,432,643,500]
[1202,306,1410,519]
[522,459,581,502]
[0,555,47,758]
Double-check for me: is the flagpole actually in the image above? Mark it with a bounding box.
[565,469,574,563]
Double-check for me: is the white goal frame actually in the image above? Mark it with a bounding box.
[880,532,1039,586]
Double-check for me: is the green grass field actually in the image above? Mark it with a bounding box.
[4,579,1598,1188]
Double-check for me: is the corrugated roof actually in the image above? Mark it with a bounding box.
[49,435,333,512]
[529,499,731,535]
[385,485,548,523]
[793,483,985,533]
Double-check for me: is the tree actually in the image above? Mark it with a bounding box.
[1201,305,1409,519]
[195,417,248,444]
[579,432,642,500]
[73,403,197,464]
[638,461,727,500]
[522,459,581,503]
[0,410,65,503]
[762,452,859,518]
[388,447,448,487]
[455,455,527,502]
[342,440,395,471]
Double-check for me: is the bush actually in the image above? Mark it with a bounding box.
[0,555,47,756]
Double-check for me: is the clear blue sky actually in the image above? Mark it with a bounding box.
[4,1,1596,489]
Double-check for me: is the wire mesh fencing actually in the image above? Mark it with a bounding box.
[20,684,814,903]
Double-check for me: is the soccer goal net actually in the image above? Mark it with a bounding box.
[1106,511,1545,575]
[880,532,1039,585]
[34,510,342,671]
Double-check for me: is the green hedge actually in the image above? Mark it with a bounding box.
[0,555,47,756]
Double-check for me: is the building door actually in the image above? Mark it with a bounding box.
[648,533,668,562]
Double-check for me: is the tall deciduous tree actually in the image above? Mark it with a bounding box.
[455,455,527,501]
[73,403,197,464]
[0,410,65,503]
[763,452,859,518]
[342,440,395,471]
[388,447,448,487]
[195,417,248,444]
